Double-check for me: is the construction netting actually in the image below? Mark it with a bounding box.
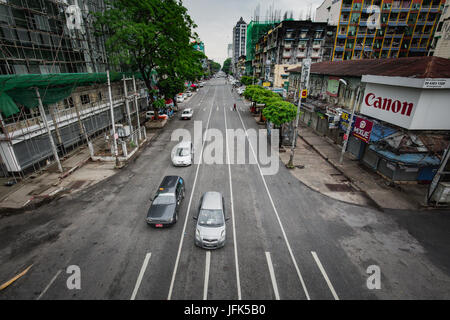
[0,72,142,117]
[246,20,280,63]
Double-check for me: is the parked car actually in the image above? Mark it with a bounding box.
[186,91,193,97]
[146,110,167,120]
[194,192,229,249]
[180,108,193,120]
[176,94,184,103]
[146,176,185,227]
[146,110,155,120]
[171,141,193,166]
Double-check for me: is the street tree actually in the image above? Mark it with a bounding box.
[263,100,297,148]
[222,58,232,75]
[94,0,198,116]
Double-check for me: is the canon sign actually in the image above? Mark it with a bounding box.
[364,93,414,117]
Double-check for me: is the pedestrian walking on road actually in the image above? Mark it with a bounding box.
[233,103,236,111]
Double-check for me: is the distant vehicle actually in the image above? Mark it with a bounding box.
[186,91,193,97]
[181,108,193,120]
[146,110,155,120]
[146,176,185,227]
[171,141,193,166]
[199,82,204,87]
[146,110,167,120]
[194,192,229,249]
[176,94,184,103]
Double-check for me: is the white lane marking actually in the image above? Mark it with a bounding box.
[130,252,152,300]
[203,251,211,300]
[223,104,242,300]
[167,86,217,300]
[234,95,311,300]
[216,105,219,111]
[311,251,339,300]
[36,269,62,300]
[265,252,280,300]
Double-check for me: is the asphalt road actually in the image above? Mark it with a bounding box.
[0,78,449,300]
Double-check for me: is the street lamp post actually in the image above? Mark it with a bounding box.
[287,58,311,168]
[339,84,361,164]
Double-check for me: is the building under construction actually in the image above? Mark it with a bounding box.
[0,0,150,180]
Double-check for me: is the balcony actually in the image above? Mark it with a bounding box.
[430,5,441,13]
[296,52,306,58]
[312,44,321,49]
[341,4,352,12]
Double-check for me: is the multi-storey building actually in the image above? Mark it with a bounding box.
[232,17,247,74]
[0,0,149,178]
[316,0,343,25]
[429,0,450,57]
[329,0,446,61]
[252,20,335,88]
[0,0,108,74]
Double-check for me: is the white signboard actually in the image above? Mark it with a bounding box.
[423,78,448,89]
[360,83,450,130]
[360,83,420,129]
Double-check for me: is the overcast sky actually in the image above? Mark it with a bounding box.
[183,0,324,66]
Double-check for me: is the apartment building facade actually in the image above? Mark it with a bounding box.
[429,0,450,57]
[252,20,335,88]
[330,0,446,61]
[232,17,247,74]
[0,0,149,178]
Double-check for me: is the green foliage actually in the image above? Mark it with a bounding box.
[154,98,166,109]
[94,0,200,102]
[222,58,232,75]
[262,100,297,126]
[243,85,296,126]
[209,61,221,74]
[240,76,256,86]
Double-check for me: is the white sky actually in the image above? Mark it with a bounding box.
[183,0,324,66]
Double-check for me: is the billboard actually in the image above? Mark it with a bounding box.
[360,82,450,130]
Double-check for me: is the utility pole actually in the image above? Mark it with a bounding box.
[35,88,63,173]
[107,70,118,158]
[339,85,361,164]
[122,75,133,134]
[132,75,142,141]
[287,58,311,168]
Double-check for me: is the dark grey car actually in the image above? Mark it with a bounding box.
[146,176,185,227]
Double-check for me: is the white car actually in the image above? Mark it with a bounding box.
[176,95,184,103]
[181,108,193,120]
[186,91,193,97]
[145,110,155,120]
[194,192,228,249]
[171,141,193,166]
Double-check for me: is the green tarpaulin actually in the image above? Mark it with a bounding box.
[0,72,143,117]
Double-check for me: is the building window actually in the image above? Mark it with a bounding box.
[80,94,90,105]
[64,97,74,109]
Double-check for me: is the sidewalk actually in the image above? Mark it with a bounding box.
[0,129,158,214]
[280,123,430,211]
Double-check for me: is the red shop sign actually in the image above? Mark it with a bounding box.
[352,117,373,143]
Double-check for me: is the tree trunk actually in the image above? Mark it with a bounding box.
[279,124,283,148]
